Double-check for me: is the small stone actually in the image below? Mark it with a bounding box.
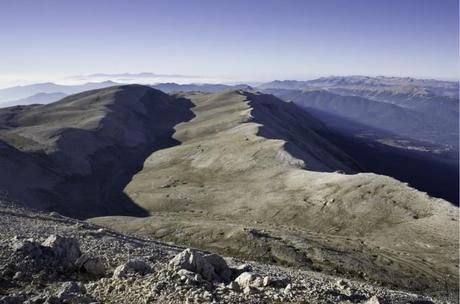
[202,291,212,298]
[336,279,350,290]
[263,276,271,287]
[12,271,24,281]
[284,283,292,294]
[177,268,202,285]
[194,274,202,282]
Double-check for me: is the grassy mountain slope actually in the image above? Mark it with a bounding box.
[91,90,458,296]
[0,85,194,217]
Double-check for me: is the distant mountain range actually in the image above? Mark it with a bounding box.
[0,81,119,105]
[0,81,253,107]
[259,76,459,144]
[0,92,68,107]
[69,72,201,79]
[264,88,458,148]
[151,83,253,93]
[259,76,459,204]
[259,76,459,98]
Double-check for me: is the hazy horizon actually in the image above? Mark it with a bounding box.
[0,0,458,87]
[1,72,459,91]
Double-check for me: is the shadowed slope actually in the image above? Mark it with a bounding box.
[245,91,360,173]
[0,85,195,218]
[263,88,459,204]
[265,88,458,148]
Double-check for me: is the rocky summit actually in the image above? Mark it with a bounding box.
[0,201,445,304]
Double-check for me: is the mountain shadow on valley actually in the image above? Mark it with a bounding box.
[302,108,459,205]
[244,91,361,174]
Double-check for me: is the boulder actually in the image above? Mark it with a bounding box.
[169,249,216,281]
[230,263,252,279]
[41,235,81,267]
[76,254,106,276]
[234,272,262,288]
[113,259,151,279]
[53,282,94,304]
[56,281,85,300]
[203,253,232,282]
[11,238,42,258]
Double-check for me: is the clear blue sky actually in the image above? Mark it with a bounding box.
[0,0,458,84]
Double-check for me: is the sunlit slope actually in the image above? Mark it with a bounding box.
[93,90,458,295]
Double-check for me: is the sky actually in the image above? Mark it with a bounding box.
[0,0,458,86]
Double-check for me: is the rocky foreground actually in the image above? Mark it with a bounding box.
[0,202,452,304]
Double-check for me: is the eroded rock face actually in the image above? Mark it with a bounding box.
[113,259,151,279]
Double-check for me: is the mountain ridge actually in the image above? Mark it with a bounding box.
[0,85,194,217]
[0,84,457,298]
[90,89,457,295]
